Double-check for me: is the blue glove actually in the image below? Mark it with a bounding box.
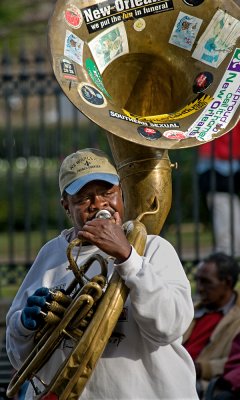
[21,287,50,330]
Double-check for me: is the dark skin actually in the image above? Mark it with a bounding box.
[195,261,233,309]
[61,180,132,263]
[194,261,234,378]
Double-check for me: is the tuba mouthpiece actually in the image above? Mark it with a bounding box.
[95,210,112,220]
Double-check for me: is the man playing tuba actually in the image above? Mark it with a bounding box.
[6,148,198,399]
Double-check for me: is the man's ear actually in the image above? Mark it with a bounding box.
[61,195,69,212]
[225,275,233,289]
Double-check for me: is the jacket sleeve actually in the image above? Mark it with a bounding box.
[199,357,227,381]
[115,235,194,346]
[6,310,36,370]
[224,332,240,391]
[6,242,63,370]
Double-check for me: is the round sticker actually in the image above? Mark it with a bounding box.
[193,72,213,93]
[64,5,83,29]
[137,126,162,140]
[182,0,204,6]
[78,83,107,108]
[134,18,146,32]
[163,130,186,140]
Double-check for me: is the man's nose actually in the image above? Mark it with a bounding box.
[196,280,204,293]
[90,195,108,209]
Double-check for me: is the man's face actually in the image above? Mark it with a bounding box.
[62,180,124,232]
[195,261,232,309]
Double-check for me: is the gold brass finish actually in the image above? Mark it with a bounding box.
[7,250,109,398]
[107,133,172,233]
[48,0,239,150]
[47,0,239,232]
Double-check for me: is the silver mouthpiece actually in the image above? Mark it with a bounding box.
[95,210,112,220]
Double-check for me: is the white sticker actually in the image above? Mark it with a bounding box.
[163,130,187,140]
[169,12,202,51]
[192,9,240,68]
[64,30,84,66]
[186,48,240,141]
[88,22,129,74]
[134,18,146,32]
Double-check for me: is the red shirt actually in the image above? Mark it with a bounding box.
[184,312,223,360]
[199,122,240,160]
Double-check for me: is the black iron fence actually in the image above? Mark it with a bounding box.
[0,50,239,296]
[0,50,106,285]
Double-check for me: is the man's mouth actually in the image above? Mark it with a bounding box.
[88,210,113,221]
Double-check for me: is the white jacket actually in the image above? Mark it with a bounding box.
[6,228,198,399]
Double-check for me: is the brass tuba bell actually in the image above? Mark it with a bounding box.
[47,0,240,232]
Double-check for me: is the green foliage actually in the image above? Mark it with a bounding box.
[0,2,25,24]
[0,0,55,52]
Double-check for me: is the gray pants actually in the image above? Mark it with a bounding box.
[207,193,240,257]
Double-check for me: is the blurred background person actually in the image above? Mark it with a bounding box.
[183,252,240,399]
[197,121,240,257]
[205,331,240,399]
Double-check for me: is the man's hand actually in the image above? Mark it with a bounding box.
[78,212,132,263]
[21,287,51,330]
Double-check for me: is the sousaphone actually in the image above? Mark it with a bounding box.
[7,0,240,399]
[48,0,240,233]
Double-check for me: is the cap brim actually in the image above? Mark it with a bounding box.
[65,173,119,195]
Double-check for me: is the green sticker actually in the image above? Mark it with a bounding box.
[86,59,111,98]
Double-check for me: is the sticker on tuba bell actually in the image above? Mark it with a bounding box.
[137,126,162,140]
[133,18,146,32]
[77,83,107,108]
[60,58,78,82]
[64,5,83,29]
[193,71,213,94]
[182,0,204,6]
[163,130,187,140]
